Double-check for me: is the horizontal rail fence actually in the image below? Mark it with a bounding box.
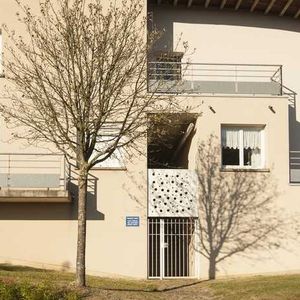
[282,84,297,107]
[290,150,300,184]
[0,153,67,189]
[148,62,282,95]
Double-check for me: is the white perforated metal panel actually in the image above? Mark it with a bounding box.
[148,169,198,217]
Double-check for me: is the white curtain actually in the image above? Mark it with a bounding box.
[244,129,261,167]
[222,127,262,168]
[221,128,239,149]
[243,129,261,149]
[250,148,261,168]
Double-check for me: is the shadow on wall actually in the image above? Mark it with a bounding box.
[0,178,104,221]
[149,6,300,51]
[194,135,293,279]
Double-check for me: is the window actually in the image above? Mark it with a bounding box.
[0,32,3,77]
[92,147,125,169]
[221,126,265,169]
[91,135,126,169]
[150,52,183,81]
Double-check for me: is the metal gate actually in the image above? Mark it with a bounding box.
[148,217,199,279]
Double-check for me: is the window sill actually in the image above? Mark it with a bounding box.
[220,167,270,173]
[74,166,127,171]
[91,167,127,171]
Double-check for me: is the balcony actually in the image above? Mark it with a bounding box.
[0,153,70,202]
[148,62,282,96]
[148,169,198,217]
[290,150,300,184]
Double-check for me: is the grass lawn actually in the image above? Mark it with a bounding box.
[0,264,300,299]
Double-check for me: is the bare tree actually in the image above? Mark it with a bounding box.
[196,136,287,280]
[0,0,179,287]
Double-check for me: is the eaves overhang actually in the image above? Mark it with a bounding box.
[148,0,300,19]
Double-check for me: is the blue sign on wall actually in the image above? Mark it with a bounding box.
[126,216,140,227]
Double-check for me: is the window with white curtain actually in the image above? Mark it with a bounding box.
[221,126,265,168]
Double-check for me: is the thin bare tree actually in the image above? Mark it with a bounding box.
[196,136,287,280]
[0,0,180,287]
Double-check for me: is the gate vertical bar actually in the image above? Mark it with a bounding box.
[183,219,186,276]
[151,219,154,277]
[194,218,201,279]
[171,218,173,277]
[166,218,169,277]
[179,218,181,276]
[158,218,160,277]
[187,219,190,276]
[160,218,165,279]
[157,218,159,277]
[148,219,150,277]
[175,218,177,276]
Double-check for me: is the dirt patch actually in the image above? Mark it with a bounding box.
[84,282,218,300]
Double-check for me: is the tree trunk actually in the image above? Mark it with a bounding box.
[76,166,88,287]
[208,257,216,280]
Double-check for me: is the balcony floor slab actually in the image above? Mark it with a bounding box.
[0,189,71,203]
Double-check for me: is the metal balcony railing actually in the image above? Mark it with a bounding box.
[0,153,68,189]
[290,150,300,184]
[148,62,283,95]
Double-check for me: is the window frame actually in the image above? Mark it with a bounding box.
[0,32,3,77]
[90,135,126,170]
[221,125,265,170]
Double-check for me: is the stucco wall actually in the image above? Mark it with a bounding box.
[0,0,149,278]
[149,7,300,277]
[150,7,300,98]
[188,95,300,277]
[150,6,300,153]
[0,159,148,278]
[0,0,300,279]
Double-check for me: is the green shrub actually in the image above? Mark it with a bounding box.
[0,280,80,300]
